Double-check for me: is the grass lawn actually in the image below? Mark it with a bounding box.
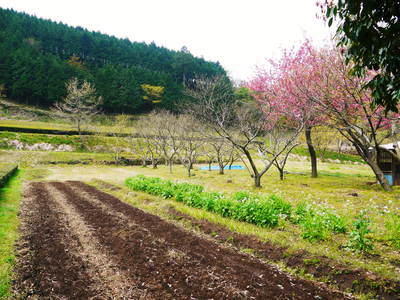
[0,171,21,298]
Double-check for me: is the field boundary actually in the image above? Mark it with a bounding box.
[0,164,18,188]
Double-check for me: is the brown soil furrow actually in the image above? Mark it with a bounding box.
[13,182,98,299]
[58,181,352,300]
[45,183,148,299]
[167,207,400,299]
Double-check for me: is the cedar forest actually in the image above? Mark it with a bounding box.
[0,8,228,113]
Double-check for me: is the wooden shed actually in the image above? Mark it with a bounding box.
[377,142,400,186]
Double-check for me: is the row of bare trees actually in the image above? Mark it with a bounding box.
[135,111,238,177]
[52,77,305,187]
[184,76,304,186]
[132,105,303,186]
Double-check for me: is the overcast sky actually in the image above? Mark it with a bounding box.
[0,0,333,80]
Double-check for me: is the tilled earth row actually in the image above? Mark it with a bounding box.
[14,181,353,299]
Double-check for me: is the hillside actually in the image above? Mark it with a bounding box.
[0,8,227,113]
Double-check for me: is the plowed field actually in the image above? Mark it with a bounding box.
[14,181,352,299]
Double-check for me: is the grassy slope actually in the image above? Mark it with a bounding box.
[0,171,21,298]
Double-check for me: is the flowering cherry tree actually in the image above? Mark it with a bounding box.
[249,41,325,178]
[250,40,400,191]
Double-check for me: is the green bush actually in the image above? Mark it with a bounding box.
[301,214,331,241]
[346,213,374,252]
[291,201,347,241]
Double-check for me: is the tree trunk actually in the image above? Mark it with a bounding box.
[368,159,392,191]
[208,161,212,171]
[142,159,147,167]
[305,125,318,178]
[169,160,173,173]
[187,162,192,177]
[279,168,284,180]
[218,159,224,175]
[77,119,81,136]
[254,175,261,187]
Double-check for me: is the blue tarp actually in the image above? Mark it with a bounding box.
[199,165,245,171]
[384,174,393,186]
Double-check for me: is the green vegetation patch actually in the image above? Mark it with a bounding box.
[292,146,364,163]
[0,131,80,146]
[0,171,21,298]
[125,175,349,240]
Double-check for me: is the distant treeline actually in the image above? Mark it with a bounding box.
[0,8,228,113]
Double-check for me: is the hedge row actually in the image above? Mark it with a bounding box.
[125,175,348,239]
[0,164,18,188]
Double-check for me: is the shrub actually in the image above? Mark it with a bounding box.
[346,213,374,252]
[301,214,331,242]
[292,201,347,241]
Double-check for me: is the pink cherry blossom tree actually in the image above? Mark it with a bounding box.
[250,40,399,191]
[249,41,323,178]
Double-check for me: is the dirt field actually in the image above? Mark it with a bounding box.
[14,181,353,299]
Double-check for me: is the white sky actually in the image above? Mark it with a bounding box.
[0,0,333,81]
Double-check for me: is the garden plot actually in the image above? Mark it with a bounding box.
[14,181,351,299]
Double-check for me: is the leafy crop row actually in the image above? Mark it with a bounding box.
[125,176,351,242]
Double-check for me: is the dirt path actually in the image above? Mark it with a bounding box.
[14,181,353,299]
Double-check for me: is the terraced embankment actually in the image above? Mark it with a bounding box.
[14,181,352,299]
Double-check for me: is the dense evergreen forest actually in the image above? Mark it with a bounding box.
[0,8,228,113]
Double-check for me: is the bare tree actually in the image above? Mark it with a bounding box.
[54,78,102,135]
[185,76,304,187]
[151,110,180,173]
[202,144,217,171]
[136,113,163,168]
[177,114,203,176]
[266,126,300,180]
[100,114,130,164]
[209,137,236,174]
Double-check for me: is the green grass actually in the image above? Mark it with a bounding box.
[0,171,21,298]
[0,120,74,131]
[292,146,364,163]
[0,119,137,134]
[0,131,80,146]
